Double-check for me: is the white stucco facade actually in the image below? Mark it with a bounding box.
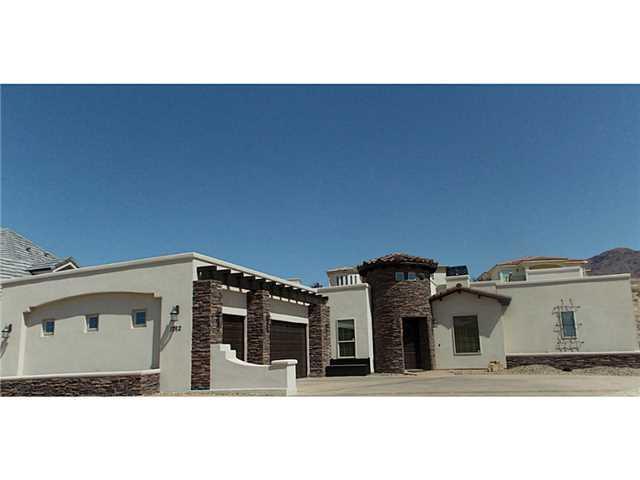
[320,264,638,372]
[431,292,507,369]
[318,283,374,372]
[0,252,315,393]
[492,274,637,354]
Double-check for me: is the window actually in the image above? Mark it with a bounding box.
[453,316,481,354]
[132,310,147,328]
[561,311,577,338]
[395,272,418,281]
[86,314,99,332]
[42,319,55,336]
[337,319,356,357]
[499,270,513,283]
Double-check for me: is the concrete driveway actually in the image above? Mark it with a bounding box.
[296,371,640,396]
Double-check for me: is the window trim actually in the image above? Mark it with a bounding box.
[452,315,482,356]
[132,309,147,328]
[85,314,100,333]
[336,318,356,358]
[42,319,55,336]
[560,310,577,339]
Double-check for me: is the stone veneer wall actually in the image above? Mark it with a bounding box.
[0,371,160,396]
[631,279,640,348]
[506,353,640,370]
[363,267,435,373]
[308,302,330,377]
[246,290,271,365]
[191,280,223,390]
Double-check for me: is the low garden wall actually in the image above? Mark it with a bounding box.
[506,352,640,370]
[0,369,160,396]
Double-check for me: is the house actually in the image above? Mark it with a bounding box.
[1,230,639,396]
[321,253,640,374]
[1,233,331,396]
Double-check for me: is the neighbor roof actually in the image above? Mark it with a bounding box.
[430,285,511,306]
[357,252,438,274]
[496,256,587,266]
[0,228,78,280]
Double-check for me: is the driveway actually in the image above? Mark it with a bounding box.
[296,371,640,396]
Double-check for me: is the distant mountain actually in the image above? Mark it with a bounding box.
[587,248,640,278]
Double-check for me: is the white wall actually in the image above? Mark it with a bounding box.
[319,283,374,372]
[1,256,195,392]
[499,275,638,354]
[431,292,507,369]
[22,292,160,375]
[525,266,584,282]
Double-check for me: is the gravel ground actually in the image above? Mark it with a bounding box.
[502,364,640,376]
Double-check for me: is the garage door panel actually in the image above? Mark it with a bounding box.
[223,314,245,361]
[270,321,307,378]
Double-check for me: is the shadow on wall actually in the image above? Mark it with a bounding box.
[23,292,162,372]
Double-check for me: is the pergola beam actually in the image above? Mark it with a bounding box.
[197,266,326,305]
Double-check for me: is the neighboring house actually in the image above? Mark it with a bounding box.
[0,228,78,280]
[321,253,639,374]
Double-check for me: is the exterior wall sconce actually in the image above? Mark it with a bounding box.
[169,306,181,332]
[1,323,12,340]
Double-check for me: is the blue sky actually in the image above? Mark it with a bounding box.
[1,85,639,284]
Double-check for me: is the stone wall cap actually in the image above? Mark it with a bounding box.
[270,359,298,367]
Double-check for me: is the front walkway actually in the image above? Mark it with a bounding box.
[296,371,640,396]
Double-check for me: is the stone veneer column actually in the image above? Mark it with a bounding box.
[308,301,330,377]
[246,290,271,365]
[191,280,223,390]
[364,268,435,373]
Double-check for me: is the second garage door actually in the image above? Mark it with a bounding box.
[270,321,307,378]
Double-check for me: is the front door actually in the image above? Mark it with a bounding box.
[402,317,422,370]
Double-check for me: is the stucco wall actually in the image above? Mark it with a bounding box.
[21,293,160,375]
[431,292,506,369]
[499,275,637,354]
[319,284,374,372]
[1,256,195,392]
[525,266,583,282]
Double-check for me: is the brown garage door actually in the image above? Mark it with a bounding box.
[270,321,307,378]
[223,314,245,361]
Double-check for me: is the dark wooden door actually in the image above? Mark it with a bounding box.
[222,314,245,361]
[270,321,307,378]
[402,317,422,370]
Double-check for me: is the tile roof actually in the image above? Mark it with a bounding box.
[496,256,586,266]
[357,252,438,274]
[430,285,512,306]
[0,228,77,280]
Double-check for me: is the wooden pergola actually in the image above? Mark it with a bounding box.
[197,265,327,305]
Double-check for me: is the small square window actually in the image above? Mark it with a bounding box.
[407,272,417,281]
[132,310,147,328]
[395,272,405,281]
[86,315,99,332]
[42,319,55,336]
[561,311,577,338]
